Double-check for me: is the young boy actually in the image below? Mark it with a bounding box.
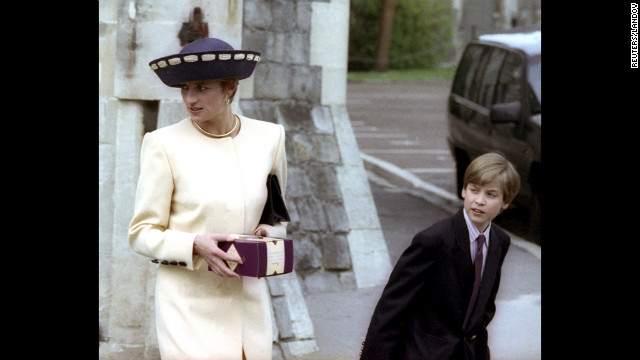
[360,152,521,360]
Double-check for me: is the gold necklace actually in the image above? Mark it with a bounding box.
[194,114,240,138]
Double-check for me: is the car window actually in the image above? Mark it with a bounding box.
[527,55,541,113]
[476,47,507,107]
[451,44,485,100]
[494,52,522,104]
[466,47,492,104]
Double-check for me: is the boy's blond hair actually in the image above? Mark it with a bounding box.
[463,153,521,204]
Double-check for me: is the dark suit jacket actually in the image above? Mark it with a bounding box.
[360,209,511,360]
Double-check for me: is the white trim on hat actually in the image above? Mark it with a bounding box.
[183,55,199,62]
[149,51,260,72]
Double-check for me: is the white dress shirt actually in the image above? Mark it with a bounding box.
[462,209,491,276]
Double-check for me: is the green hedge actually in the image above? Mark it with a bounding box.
[349,0,453,71]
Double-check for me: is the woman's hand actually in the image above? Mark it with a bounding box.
[253,227,269,237]
[193,233,243,278]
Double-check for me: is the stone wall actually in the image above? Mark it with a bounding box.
[241,0,391,294]
[99,0,391,359]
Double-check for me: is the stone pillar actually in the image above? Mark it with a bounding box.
[310,0,392,289]
[242,0,391,294]
[105,100,148,357]
[98,96,116,346]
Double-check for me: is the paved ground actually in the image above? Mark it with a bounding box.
[347,80,456,193]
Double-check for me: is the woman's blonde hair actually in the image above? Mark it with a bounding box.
[463,152,521,204]
[221,78,239,103]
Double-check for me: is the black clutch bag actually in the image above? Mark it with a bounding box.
[259,174,291,226]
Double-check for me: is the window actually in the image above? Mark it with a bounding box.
[494,52,523,104]
[451,45,485,99]
[476,48,507,107]
[527,55,541,114]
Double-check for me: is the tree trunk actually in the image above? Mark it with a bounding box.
[374,0,398,72]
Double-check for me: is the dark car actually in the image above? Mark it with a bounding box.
[446,31,541,239]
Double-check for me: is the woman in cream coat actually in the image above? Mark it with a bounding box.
[129,38,288,360]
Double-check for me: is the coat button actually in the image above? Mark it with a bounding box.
[179,262,187,266]
[151,259,159,264]
[170,261,177,265]
[161,260,169,265]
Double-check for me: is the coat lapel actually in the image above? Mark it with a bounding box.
[452,210,475,308]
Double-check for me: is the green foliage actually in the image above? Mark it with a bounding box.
[348,65,456,82]
[348,0,381,71]
[349,0,453,71]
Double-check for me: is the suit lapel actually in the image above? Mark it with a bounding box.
[452,210,474,302]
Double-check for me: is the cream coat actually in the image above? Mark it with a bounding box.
[128,116,287,360]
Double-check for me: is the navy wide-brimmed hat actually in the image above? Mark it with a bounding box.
[149,38,261,87]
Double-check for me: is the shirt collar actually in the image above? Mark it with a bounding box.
[462,209,491,248]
